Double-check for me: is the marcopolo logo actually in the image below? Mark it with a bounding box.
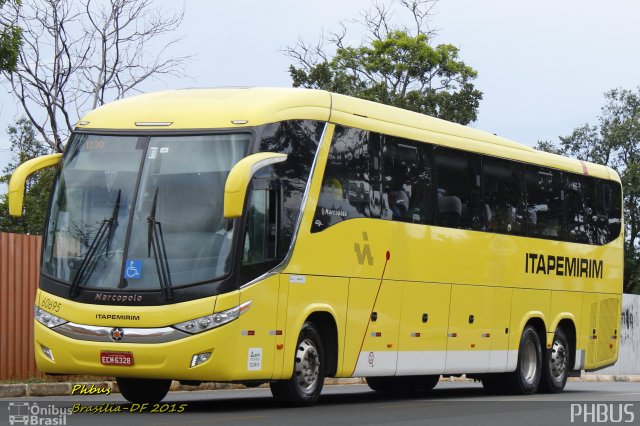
[570,403,635,423]
[7,402,72,425]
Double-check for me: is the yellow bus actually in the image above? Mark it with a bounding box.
[10,88,623,405]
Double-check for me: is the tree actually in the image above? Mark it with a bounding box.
[535,87,640,294]
[285,0,482,125]
[1,0,189,152]
[0,117,55,234]
[0,0,22,72]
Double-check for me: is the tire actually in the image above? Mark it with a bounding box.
[366,375,439,393]
[270,322,325,406]
[505,325,542,394]
[539,328,570,393]
[116,377,171,403]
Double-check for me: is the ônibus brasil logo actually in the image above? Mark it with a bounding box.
[8,402,72,425]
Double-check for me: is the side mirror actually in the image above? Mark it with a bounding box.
[8,153,63,216]
[224,152,287,218]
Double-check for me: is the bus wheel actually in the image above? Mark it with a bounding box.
[539,328,570,393]
[270,322,325,406]
[116,377,171,403]
[506,325,542,394]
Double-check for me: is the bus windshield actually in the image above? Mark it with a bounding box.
[43,133,251,293]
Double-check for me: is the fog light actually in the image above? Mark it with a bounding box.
[41,345,54,361]
[190,352,211,368]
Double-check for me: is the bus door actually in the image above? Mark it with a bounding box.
[346,278,401,376]
[237,178,282,379]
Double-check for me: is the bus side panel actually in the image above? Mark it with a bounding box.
[596,294,621,367]
[396,281,451,375]
[236,275,279,380]
[489,287,513,372]
[281,275,349,379]
[549,291,581,354]
[271,274,290,378]
[507,288,551,371]
[582,292,599,369]
[444,285,494,374]
[346,278,401,377]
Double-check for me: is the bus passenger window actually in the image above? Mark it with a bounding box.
[483,157,526,235]
[434,147,482,230]
[382,137,433,224]
[565,175,597,244]
[311,126,378,232]
[596,180,622,244]
[525,166,564,240]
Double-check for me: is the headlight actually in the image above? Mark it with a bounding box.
[173,300,252,334]
[35,307,68,328]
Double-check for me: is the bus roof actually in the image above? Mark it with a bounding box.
[76,87,618,182]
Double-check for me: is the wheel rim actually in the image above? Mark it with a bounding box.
[550,339,568,382]
[521,339,538,384]
[295,338,320,392]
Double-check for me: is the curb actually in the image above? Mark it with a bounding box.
[580,374,640,382]
[1,375,638,398]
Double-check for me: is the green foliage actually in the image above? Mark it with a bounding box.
[289,31,482,125]
[0,0,22,73]
[0,117,55,235]
[535,87,640,294]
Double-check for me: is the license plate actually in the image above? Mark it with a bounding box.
[100,351,134,366]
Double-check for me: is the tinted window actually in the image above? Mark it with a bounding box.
[526,166,564,240]
[435,147,483,230]
[596,180,622,244]
[382,137,433,224]
[565,175,598,244]
[312,126,381,232]
[483,157,526,235]
[259,120,323,255]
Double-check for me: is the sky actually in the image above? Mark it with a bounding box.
[1,0,640,193]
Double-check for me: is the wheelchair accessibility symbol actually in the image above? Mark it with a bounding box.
[124,260,142,279]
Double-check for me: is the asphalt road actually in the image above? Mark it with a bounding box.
[3,381,640,426]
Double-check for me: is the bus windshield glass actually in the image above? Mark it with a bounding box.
[43,133,251,292]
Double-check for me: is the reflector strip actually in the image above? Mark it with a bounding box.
[241,330,255,336]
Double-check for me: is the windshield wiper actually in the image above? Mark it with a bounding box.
[147,187,174,301]
[69,189,121,298]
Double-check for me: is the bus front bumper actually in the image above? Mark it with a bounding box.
[34,320,246,382]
